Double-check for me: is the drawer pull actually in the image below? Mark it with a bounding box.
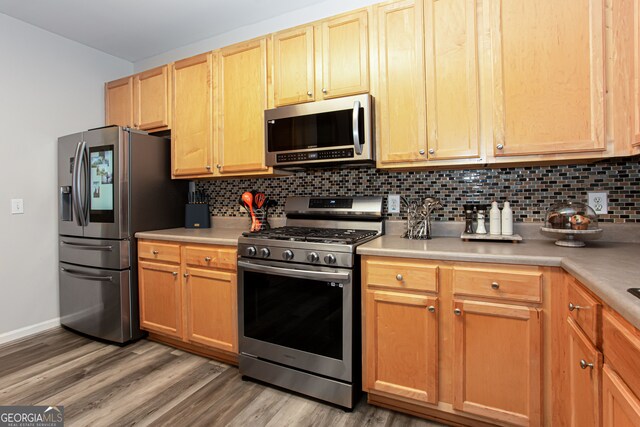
[152,250,159,255]
[568,303,583,312]
[204,257,212,262]
[428,306,435,313]
[396,274,403,281]
[491,282,500,290]
[172,272,178,277]
[454,308,462,316]
[580,359,594,370]
[183,273,189,278]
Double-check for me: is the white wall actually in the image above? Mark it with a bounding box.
[0,13,132,341]
[134,0,379,72]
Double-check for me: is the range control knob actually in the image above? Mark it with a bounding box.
[324,254,336,265]
[282,250,294,261]
[246,246,257,256]
[260,248,271,258]
[307,252,319,263]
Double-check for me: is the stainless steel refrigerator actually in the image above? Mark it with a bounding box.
[58,126,186,343]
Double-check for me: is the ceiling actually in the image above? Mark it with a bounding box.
[0,0,326,62]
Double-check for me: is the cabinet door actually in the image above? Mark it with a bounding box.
[218,38,270,175]
[172,52,215,178]
[105,76,133,127]
[273,26,315,106]
[376,0,428,165]
[567,317,603,427]
[365,290,438,404]
[490,0,605,156]
[635,1,640,147]
[134,65,171,131]
[138,261,183,339]
[185,267,237,353]
[321,10,369,99]
[424,0,479,160]
[602,365,640,427]
[453,299,541,426]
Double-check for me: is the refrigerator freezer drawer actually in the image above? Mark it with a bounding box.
[59,262,131,343]
[59,236,130,269]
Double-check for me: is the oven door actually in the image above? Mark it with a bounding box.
[238,259,353,382]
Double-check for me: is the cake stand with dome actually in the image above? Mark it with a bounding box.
[540,201,603,247]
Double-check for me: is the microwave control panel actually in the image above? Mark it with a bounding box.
[277,148,354,163]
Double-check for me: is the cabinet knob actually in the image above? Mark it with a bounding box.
[396,274,403,281]
[307,91,313,96]
[216,164,221,169]
[491,282,500,290]
[152,250,159,255]
[496,144,504,150]
[580,359,594,370]
[134,123,138,128]
[183,273,189,278]
[206,165,211,170]
[419,149,425,155]
[204,256,212,262]
[428,306,436,313]
[172,272,178,277]
[454,308,462,316]
[568,303,582,312]
[428,149,435,155]
[322,88,328,94]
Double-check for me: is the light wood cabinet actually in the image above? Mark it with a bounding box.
[133,65,171,132]
[635,0,640,147]
[452,299,541,426]
[137,240,237,358]
[171,52,216,178]
[105,76,133,128]
[566,317,602,427]
[602,364,640,427]
[217,38,270,175]
[272,10,368,107]
[489,0,605,157]
[138,260,183,339]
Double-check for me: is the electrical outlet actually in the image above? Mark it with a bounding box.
[11,199,24,214]
[388,195,401,213]
[587,192,608,215]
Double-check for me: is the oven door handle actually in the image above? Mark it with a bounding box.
[238,260,350,282]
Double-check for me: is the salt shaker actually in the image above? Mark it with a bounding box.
[475,206,487,234]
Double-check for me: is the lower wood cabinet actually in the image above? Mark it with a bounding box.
[364,289,438,404]
[137,240,238,359]
[452,299,541,426]
[602,364,640,427]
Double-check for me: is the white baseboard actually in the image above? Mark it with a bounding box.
[0,318,61,345]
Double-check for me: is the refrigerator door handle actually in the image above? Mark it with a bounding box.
[60,240,114,251]
[60,267,113,282]
[72,141,84,226]
[80,142,90,226]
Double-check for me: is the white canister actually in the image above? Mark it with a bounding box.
[502,201,513,236]
[490,201,501,235]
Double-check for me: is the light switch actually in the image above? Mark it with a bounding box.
[587,192,608,215]
[11,199,24,214]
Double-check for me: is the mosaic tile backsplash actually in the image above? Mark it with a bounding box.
[197,158,640,223]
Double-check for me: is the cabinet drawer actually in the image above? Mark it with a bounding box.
[452,266,542,303]
[603,310,640,399]
[183,245,237,271]
[364,258,438,293]
[567,277,601,346]
[138,241,180,264]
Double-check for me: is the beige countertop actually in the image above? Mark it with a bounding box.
[357,236,640,330]
[135,227,246,246]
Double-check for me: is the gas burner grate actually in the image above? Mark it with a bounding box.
[242,226,379,244]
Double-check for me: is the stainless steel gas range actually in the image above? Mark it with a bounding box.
[237,196,384,408]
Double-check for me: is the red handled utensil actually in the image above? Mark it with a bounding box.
[241,192,256,232]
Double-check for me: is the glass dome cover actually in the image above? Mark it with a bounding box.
[544,201,598,231]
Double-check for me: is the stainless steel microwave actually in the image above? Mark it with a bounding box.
[264,94,374,168]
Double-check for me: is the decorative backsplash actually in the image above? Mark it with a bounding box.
[197,158,640,223]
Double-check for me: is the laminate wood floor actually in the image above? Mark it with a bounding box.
[0,328,443,427]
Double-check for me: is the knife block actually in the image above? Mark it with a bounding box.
[185,204,210,229]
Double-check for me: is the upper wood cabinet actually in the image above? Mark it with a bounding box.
[635,1,640,147]
[171,52,216,178]
[272,10,369,107]
[105,76,133,128]
[375,0,428,165]
[452,299,541,426]
[133,65,171,132]
[489,0,605,157]
[273,26,315,106]
[424,0,479,160]
[217,38,270,175]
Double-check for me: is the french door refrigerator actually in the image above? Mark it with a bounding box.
[58,126,186,343]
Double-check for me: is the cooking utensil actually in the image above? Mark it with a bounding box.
[242,192,256,231]
[255,192,266,209]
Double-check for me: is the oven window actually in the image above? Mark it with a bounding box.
[244,271,343,360]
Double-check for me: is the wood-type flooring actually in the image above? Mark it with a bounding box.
[0,328,442,426]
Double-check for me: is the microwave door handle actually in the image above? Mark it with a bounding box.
[238,260,350,282]
[60,267,113,282]
[71,141,84,226]
[352,100,363,155]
